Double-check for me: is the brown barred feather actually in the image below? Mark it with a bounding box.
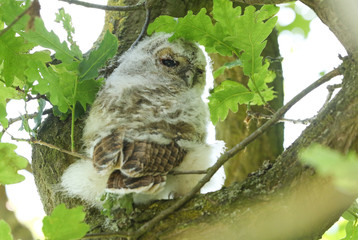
[120,141,186,177]
[93,132,186,192]
[107,170,166,193]
[93,130,124,172]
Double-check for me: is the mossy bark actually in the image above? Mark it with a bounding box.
[31,0,358,239]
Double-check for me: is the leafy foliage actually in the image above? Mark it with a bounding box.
[79,31,118,81]
[213,59,243,79]
[0,143,28,184]
[42,204,90,240]
[341,202,358,240]
[0,1,118,149]
[300,144,358,194]
[208,81,253,123]
[0,83,24,128]
[148,0,279,124]
[301,145,358,239]
[101,192,134,219]
[0,220,13,240]
[276,3,314,38]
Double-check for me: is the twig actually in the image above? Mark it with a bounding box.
[26,93,49,102]
[131,66,342,239]
[81,232,131,239]
[7,109,52,127]
[59,0,145,11]
[7,110,49,127]
[168,170,208,176]
[1,109,52,137]
[130,7,151,49]
[322,83,343,109]
[32,139,91,160]
[9,136,92,161]
[247,111,313,125]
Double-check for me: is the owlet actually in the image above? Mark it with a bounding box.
[61,33,224,206]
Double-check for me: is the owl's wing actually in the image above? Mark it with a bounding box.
[120,141,186,176]
[107,170,166,194]
[107,141,186,193]
[93,130,124,173]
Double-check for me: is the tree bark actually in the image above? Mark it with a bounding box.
[31,0,358,239]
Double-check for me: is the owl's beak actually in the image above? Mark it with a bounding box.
[182,67,204,88]
[184,69,195,87]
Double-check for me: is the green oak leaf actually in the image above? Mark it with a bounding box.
[0,143,28,184]
[149,8,234,56]
[55,8,82,57]
[213,59,243,78]
[0,30,36,86]
[23,18,79,63]
[75,78,103,111]
[0,220,13,240]
[42,204,89,240]
[33,62,79,113]
[0,84,24,128]
[247,61,276,105]
[79,31,118,81]
[56,8,75,42]
[0,0,30,32]
[213,0,241,33]
[208,80,253,124]
[226,5,278,76]
[173,9,233,56]
[147,15,177,35]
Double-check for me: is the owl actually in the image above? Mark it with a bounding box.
[61,33,225,207]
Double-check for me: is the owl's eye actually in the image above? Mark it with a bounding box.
[161,58,179,68]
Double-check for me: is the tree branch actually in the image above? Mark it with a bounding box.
[247,111,313,124]
[321,83,342,110]
[168,170,207,175]
[131,66,342,239]
[1,109,52,137]
[58,0,145,11]
[130,7,151,49]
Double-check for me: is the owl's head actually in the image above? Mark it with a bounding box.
[112,33,207,90]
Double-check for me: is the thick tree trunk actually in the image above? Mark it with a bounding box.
[32,0,358,239]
